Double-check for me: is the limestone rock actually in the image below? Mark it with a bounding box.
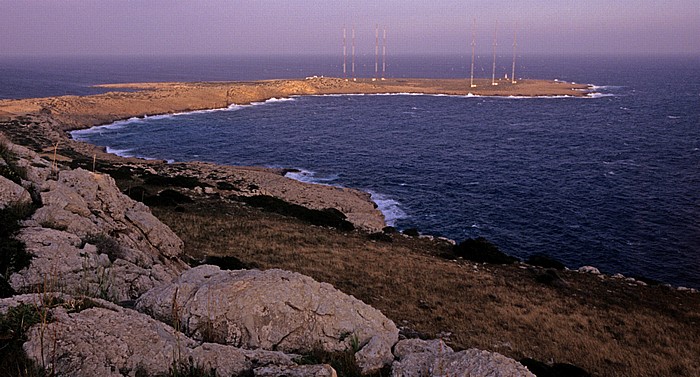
[0,175,32,209]
[9,167,187,301]
[578,266,601,275]
[21,298,298,377]
[254,364,338,377]
[30,168,184,258]
[0,292,73,315]
[393,339,454,359]
[136,266,399,374]
[392,339,534,377]
[9,225,180,301]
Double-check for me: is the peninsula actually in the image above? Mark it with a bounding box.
[0,77,590,131]
[0,77,591,232]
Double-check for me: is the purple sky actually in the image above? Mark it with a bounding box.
[1,0,698,56]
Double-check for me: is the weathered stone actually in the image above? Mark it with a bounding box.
[20,298,298,377]
[136,266,399,374]
[392,339,534,377]
[0,175,32,209]
[393,339,454,359]
[9,226,179,301]
[577,266,601,275]
[9,166,187,301]
[29,168,184,259]
[254,364,338,377]
[0,292,72,314]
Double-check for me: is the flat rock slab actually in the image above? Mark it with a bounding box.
[14,296,301,377]
[392,339,535,377]
[136,265,399,374]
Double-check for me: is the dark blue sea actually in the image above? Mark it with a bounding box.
[2,55,699,288]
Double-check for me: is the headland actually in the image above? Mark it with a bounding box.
[0,77,591,232]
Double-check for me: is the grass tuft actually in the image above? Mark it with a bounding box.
[0,203,36,298]
[0,141,28,185]
[0,304,50,377]
[82,233,124,263]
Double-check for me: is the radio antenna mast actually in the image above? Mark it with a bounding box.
[343,26,347,80]
[374,24,379,81]
[382,26,387,80]
[352,25,356,81]
[511,23,517,84]
[470,18,477,88]
[491,21,498,86]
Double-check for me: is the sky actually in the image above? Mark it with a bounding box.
[0,0,698,57]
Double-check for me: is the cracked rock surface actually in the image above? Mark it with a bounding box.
[11,295,301,377]
[391,338,535,377]
[136,265,399,374]
[6,144,187,301]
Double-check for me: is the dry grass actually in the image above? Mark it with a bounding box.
[154,200,700,377]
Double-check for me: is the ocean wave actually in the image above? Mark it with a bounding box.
[250,97,296,106]
[590,85,624,91]
[284,169,407,226]
[70,117,141,140]
[587,92,616,98]
[369,191,408,227]
[284,169,338,185]
[309,92,582,100]
[105,146,134,157]
[503,95,575,99]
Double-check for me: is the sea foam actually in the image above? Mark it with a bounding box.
[369,191,408,227]
[285,169,407,227]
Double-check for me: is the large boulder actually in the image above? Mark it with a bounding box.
[136,265,399,374]
[9,227,178,301]
[392,339,535,377]
[10,167,187,301]
[29,168,184,259]
[254,365,338,377]
[13,295,304,377]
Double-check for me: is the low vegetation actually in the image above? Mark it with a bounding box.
[0,141,28,185]
[0,304,48,377]
[0,203,35,298]
[153,199,700,377]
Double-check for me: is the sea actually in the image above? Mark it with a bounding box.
[2,55,699,288]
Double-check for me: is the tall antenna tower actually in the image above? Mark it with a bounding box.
[382,26,387,80]
[374,24,379,81]
[470,18,477,88]
[352,25,356,81]
[511,23,517,84]
[343,26,347,80]
[491,21,498,86]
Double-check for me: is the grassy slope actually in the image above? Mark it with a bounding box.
[152,199,700,377]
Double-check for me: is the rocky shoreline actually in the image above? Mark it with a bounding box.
[2,79,699,377]
[1,121,534,376]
